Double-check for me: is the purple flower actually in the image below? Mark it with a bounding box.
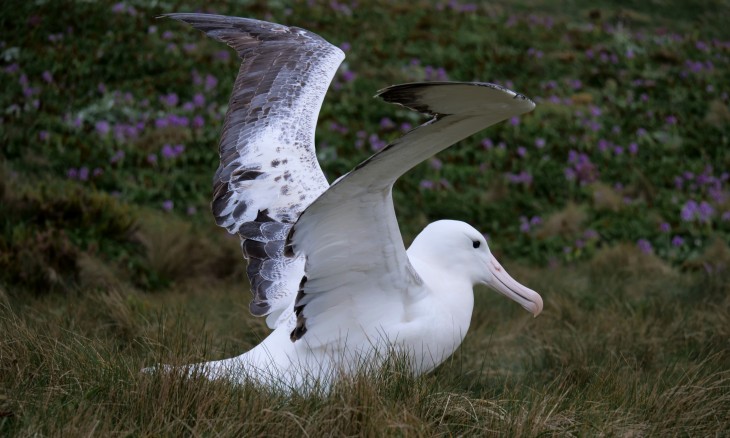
[637,239,653,254]
[527,47,544,59]
[665,115,678,125]
[509,116,520,126]
[481,138,494,149]
[192,115,204,128]
[598,138,610,152]
[147,154,158,164]
[167,114,188,127]
[341,70,356,83]
[110,150,125,164]
[193,93,205,107]
[680,200,698,221]
[42,70,53,83]
[162,200,174,211]
[671,235,684,247]
[155,117,169,129]
[186,206,197,215]
[534,138,546,149]
[566,150,598,184]
[161,144,175,159]
[659,222,671,233]
[78,166,89,181]
[379,117,395,130]
[419,179,435,190]
[400,122,412,133]
[506,171,533,186]
[339,42,351,52]
[173,144,185,156]
[98,83,107,94]
[162,30,174,40]
[628,142,638,155]
[430,158,443,170]
[204,74,218,91]
[191,70,202,86]
[39,130,49,141]
[697,201,714,222]
[368,133,386,151]
[721,211,730,222]
[584,229,599,240]
[95,120,110,135]
[4,63,19,74]
[160,92,178,107]
[215,50,230,61]
[67,168,78,179]
[519,216,530,233]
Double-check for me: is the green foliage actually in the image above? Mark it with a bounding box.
[0,171,140,292]
[2,0,729,284]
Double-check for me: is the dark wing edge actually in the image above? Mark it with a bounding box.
[166,13,344,327]
[286,81,535,342]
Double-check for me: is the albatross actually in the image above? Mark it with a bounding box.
[156,13,543,390]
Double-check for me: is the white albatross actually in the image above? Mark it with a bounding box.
[153,13,543,390]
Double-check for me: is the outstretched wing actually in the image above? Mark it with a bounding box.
[166,14,344,327]
[286,82,535,345]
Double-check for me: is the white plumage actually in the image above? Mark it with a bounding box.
[152,13,543,391]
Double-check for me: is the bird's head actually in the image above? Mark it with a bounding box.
[410,220,543,317]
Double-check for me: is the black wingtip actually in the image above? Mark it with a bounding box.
[376,81,535,117]
[374,82,449,115]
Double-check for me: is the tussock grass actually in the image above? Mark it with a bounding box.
[133,211,244,285]
[1,261,727,436]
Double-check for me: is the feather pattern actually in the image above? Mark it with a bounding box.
[166,13,344,326]
[287,82,535,345]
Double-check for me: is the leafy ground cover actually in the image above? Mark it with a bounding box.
[1,0,729,435]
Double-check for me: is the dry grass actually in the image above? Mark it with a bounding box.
[535,202,587,239]
[1,253,728,436]
[133,211,244,283]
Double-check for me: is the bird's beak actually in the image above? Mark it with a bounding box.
[484,254,543,317]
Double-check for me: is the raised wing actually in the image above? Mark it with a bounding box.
[287,82,535,344]
[166,14,344,327]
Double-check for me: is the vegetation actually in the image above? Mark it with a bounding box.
[1,0,728,435]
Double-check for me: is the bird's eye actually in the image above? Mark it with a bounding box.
[472,240,481,249]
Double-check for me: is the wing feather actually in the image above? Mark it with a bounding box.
[167,13,344,326]
[287,82,535,344]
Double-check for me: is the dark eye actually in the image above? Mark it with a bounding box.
[472,240,481,249]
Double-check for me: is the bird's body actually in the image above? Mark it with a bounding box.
[154,13,543,391]
[197,221,480,388]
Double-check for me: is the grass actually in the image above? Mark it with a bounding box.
[1,258,728,435]
[1,0,730,435]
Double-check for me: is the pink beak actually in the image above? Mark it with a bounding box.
[485,254,543,317]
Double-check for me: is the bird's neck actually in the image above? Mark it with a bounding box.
[407,252,475,328]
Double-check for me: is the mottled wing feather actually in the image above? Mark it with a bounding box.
[166,13,344,327]
[287,82,535,344]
